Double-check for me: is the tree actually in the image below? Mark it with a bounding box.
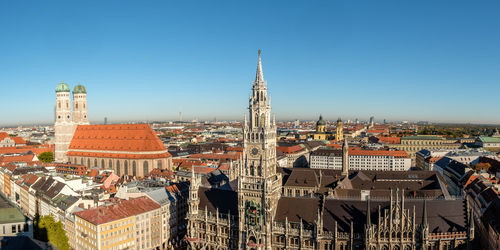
[34,215,70,250]
[38,151,54,163]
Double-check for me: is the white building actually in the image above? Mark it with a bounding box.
[310,148,411,171]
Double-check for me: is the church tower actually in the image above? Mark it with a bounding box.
[54,82,75,163]
[316,115,326,133]
[336,118,344,141]
[238,50,281,249]
[72,84,89,124]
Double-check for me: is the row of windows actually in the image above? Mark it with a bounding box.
[71,157,162,176]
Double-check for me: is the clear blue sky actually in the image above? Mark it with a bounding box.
[1,0,499,126]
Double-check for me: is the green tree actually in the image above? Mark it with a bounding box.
[34,215,70,250]
[38,151,54,163]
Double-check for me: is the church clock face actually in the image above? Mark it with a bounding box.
[251,147,260,157]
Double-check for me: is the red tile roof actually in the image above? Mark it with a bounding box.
[188,165,217,174]
[147,168,174,179]
[188,153,239,162]
[226,147,243,152]
[0,145,54,156]
[0,132,9,141]
[74,196,160,225]
[0,154,38,166]
[23,174,40,186]
[67,124,171,159]
[276,145,305,154]
[11,137,26,145]
[377,136,401,144]
[87,169,99,178]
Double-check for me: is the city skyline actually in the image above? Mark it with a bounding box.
[1,0,500,126]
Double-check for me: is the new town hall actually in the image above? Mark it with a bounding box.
[184,51,475,249]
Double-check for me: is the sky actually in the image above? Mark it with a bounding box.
[1,0,499,126]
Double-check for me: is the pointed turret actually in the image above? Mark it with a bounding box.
[255,49,265,85]
[342,139,349,176]
[366,197,371,227]
[422,199,428,226]
[421,199,429,247]
[188,167,200,215]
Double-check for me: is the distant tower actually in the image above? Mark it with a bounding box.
[179,111,183,122]
[342,139,349,176]
[316,115,326,133]
[54,82,75,163]
[369,116,375,127]
[336,118,344,141]
[72,84,89,125]
[104,117,108,125]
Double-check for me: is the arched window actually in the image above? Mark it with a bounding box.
[87,158,90,167]
[124,161,129,176]
[109,159,113,169]
[158,160,162,169]
[116,160,121,175]
[94,159,97,167]
[101,159,104,168]
[143,161,149,176]
[76,103,78,109]
[257,166,262,176]
[250,165,254,176]
[80,158,83,165]
[132,161,137,176]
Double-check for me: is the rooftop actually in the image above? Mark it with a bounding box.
[74,196,160,225]
[67,124,171,159]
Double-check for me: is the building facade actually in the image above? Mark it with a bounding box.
[74,197,161,250]
[54,82,89,163]
[66,124,173,177]
[386,136,461,164]
[184,51,474,250]
[310,148,411,171]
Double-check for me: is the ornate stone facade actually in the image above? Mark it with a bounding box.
[184,51,474,250]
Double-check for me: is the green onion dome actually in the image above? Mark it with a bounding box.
[73,84,87,94]
[55,82,70,92]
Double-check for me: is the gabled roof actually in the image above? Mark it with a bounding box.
[67,124,171,159]
[74,196,160,225]
[284,169,319,187]
[11,137,26,144]
[0,132,10,141]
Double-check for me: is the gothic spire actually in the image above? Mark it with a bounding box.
[422,199,428,226]
[342,139,349,176]
[254,49,265,85]
[366,197,371,227]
